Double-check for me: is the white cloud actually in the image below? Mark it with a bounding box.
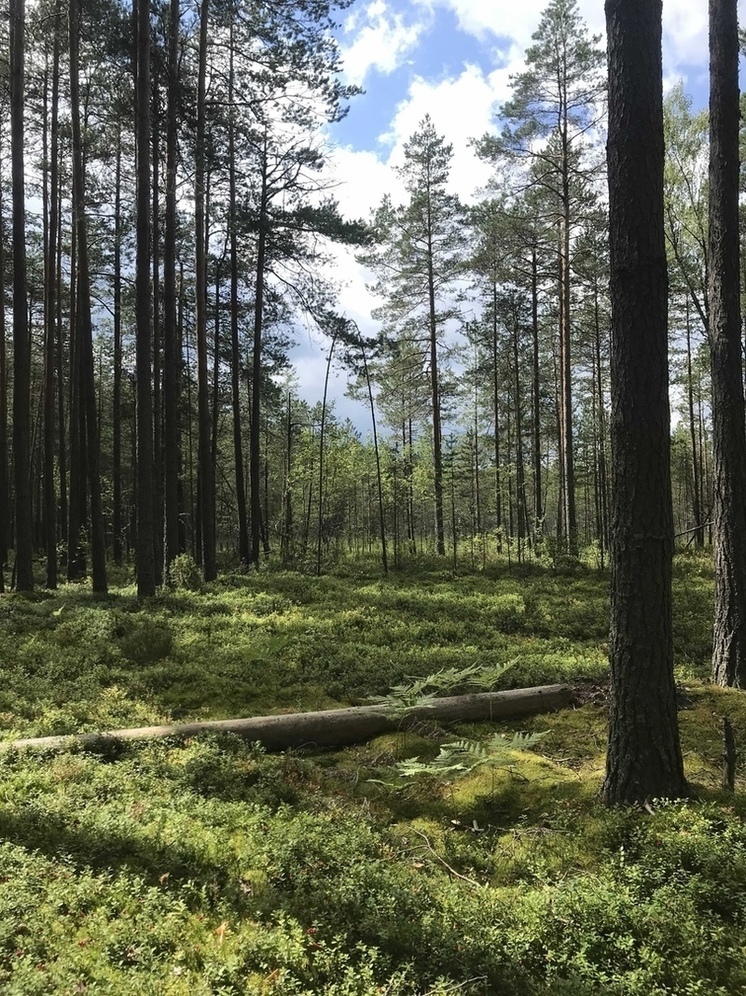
[311,0,733,426]
[425,0,711,65]
[431,0,571,47]
[412,0,717,92]
[662,0,710,71]
[328,146,405,219]
[379,63,516,201]
[324,60,520,336]
[340,0,430,87]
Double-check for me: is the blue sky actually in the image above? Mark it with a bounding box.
[291,0,728,428]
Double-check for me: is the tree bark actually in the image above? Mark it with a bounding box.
[602,0,688,806]
[163,0,182,581]
[558,172,577,556]
[152,60,164,587]
[250,139,269,568]
[195,0,216,581]
[69,0,107,594]
[228,24,249,569]
[427,247,446,556]
[113,134,123,567]
[708,0,746,687]
[9,684,573,753]
[531,247,543,539]
[0,126,9,590]
[10,0,34,592]
[135,0,156,597]
[43,10,61,589]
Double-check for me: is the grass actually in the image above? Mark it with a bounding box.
[0,551,743,994]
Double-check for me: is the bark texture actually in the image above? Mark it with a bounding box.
[163,0,182,580]
[708,0,746,687]
[135,0,156,597]
[602,0,688,805]
[8,685,572,753]
[10,0,34,592]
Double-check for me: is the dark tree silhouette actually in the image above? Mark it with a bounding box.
[602,0,688,806]
[708,0,746,687]
[10,0,34,592]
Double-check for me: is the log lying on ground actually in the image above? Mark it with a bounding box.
[7,684,573,753]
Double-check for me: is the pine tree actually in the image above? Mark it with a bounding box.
[365,116,467,556]
[10,0,34,591]
[478,0,604,556]
[135,0,156,597]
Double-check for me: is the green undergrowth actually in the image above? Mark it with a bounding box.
[0,553,739,994]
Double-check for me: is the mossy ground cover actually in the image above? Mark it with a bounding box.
[0,553,744,994]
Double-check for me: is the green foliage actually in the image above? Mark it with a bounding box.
[0,560,739,994]
[393,730,547,781]
[116,617,174,666]
[368,660,516,717]
[168,554,203,592]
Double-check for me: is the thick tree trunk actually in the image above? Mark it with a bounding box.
[602,0,687,805]
[135,0,156,597]
[708,0,746,687]
[9,684,573,753]
[10,0,34,592]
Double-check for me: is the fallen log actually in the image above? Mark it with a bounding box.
[7,683,572,753]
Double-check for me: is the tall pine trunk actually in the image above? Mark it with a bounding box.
[427,250,445,556]
[10,0,34,591]
[684,303,704,547]
[43,3,62,589]
[531,247,543,540]
[250,140,269,568]
[195,0,216,580]
[0,133,8,590]
[152,62,164,586]
[69,0,107,594]
[163,0,182,580]
[228,44,249,566]
[113,134,123,566]
[709,0,746,686]
[602,0,687,805]
[135,0,156,596]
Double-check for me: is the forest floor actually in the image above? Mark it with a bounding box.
[0,552,744,994]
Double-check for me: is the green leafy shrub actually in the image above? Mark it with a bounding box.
[117,618,173,666]
[168,554,203,592]
[490,592,527,632]
[174,735,313,808]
